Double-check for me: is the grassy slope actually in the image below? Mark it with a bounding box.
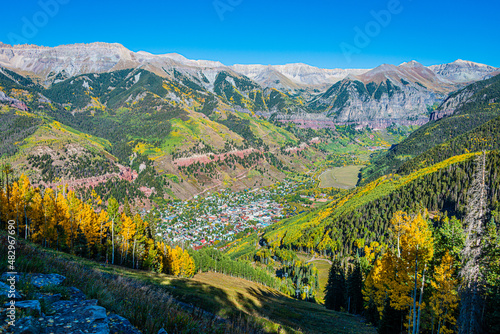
[6,238,375,334]
[237,112,298,147]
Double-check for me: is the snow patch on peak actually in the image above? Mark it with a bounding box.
[399,60,424,68]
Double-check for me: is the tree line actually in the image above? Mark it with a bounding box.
[0,170,194,277]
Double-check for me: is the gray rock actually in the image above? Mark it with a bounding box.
[30,273,66,288]
[1,272,21,282]
[68,286,87,301]
[51,299,98,313]
[1,282,141,334]
[34,292,62,305]
[0,281,23,299]
[4,300,41,315]
[108,313,142,334]
[10,316,41,334]
[42,301,109,334]
[82,305,108,322]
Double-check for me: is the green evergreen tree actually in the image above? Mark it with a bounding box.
[325,260,346,311]
[347,260,364,314]
[378,299,403,334]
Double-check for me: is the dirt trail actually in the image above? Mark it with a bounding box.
[306,256,332,265]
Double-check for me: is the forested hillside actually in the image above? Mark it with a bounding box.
[229,152,500,258]
[362,73,500,184]
[398,114,500,174]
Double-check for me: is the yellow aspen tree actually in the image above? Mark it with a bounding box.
[391,211,411,258]
[430,251,459,334]
[89,189,102,207]
[363,257,390,317]
[131,214,146,269]
[97,209,109,247]
[157,241,171,274]
[55,190,71,248]
[180,249,195,277]
[66,191,82,250]
[107,197,119,265]
[42,188,58,247]
[80,203,99,248]
[18,175,34,240]
[364,241,383,266]
[10,180,23,236]
[402,213,434,334]
[170,246,183,276]
[29,190,44,243]
[119,213,136,262]
[364,212,434,333]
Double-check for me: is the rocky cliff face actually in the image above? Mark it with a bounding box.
[437,87,476,113]
[308,62,451,122]
[0,42,230,87]
[274,112,428,129]
[0,42,132,84]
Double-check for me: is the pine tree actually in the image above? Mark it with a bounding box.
[379,298,404,334]
[482,217,500,333]
[347,260,364,314]
[324,259,346,311]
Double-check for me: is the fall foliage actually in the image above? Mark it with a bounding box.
[0,174,194,277]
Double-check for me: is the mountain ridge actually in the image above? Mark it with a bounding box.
[1,41,499,135]
[1,41,497,89]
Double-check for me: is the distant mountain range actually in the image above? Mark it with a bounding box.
[0,41,498,126]
[1,41,499,201]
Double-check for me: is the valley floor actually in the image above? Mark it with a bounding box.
[318,166,364,189]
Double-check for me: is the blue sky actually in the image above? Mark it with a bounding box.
[1,0,499,69]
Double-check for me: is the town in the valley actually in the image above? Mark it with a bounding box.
[156,178,322,249]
